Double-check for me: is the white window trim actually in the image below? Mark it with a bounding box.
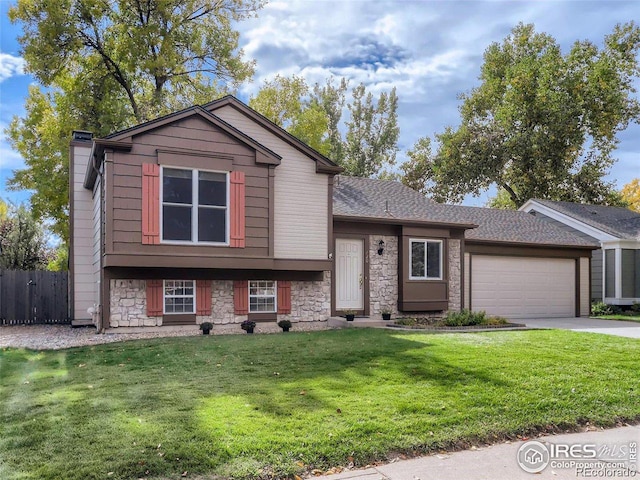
[163,280,196,315]
[160,166,230,246]
[409,239,443,281]
[248,280,278,313]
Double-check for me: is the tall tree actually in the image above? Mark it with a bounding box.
[400,137,432,195]
[343,84,399,178]
[249,75,330,154]
[250,75,399,177]
[621,178,640,212]
[7,0,263,242]
[407,22,640,207]
[0,205,50,270]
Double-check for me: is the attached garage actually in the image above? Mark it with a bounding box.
[469,255,575,319]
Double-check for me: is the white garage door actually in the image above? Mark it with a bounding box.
[471,256,575,319]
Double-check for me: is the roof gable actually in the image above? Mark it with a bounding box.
[84,105,281,189]
[205,96,343,174]
[521,199,640,241]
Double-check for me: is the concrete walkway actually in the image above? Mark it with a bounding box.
[523,317,640,339]
[319,425,640,480]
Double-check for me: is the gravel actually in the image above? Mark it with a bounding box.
[0,325,201,350]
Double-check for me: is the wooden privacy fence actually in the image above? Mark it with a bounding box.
[0,270,69,325]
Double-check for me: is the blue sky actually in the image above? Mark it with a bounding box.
[1,0,639,208]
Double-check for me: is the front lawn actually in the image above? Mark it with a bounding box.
[1,329,640,479]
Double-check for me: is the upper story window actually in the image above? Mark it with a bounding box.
[162,167,228,244]
[409,239,443,280]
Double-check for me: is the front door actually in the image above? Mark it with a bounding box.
[336,238,364,311]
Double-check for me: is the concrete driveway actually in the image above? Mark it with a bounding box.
[523,317,640,339]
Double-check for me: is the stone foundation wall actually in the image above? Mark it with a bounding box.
[109,274,331,329]
[110,280,160,327]
[447,239,462,312]
[369,235,399,315]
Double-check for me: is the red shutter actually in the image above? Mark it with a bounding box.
[196,280,212,316]
[142,163,160,245]
[233,280,248,314]
[146,280,163,316]
[277,281,291,314]
[230,171,246,248]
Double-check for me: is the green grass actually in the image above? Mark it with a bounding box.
[595,314,640,322]
[1,329,640,479]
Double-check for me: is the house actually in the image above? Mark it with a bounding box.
[520,200,640,306]
[334,178,596,320]
[70,96,596,332]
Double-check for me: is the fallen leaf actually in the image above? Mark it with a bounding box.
[299,390,306,395]
[78,364,86,368]
[181,471,188,477]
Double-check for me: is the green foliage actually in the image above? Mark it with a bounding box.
[441,309,508,327]
[591,302,613,316]
[343,84,399,177]
[2,330,640,479]
[0,204,50,270]
[47,245,68,271]
[400,137,432,194]
[486,188,518,209]
[250,75,399,178]
[7,0,263,241]
[409,22,640,207]
[249,75,330,155]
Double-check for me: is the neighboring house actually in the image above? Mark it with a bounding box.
[521,200,640,306]
[70,96,596,332]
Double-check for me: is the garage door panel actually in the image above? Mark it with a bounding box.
[471,256,574,319]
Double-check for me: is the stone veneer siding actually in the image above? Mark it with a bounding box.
[447,238,462,312]
[109,273,331,331]
[369,235,399,315]
[364,235,462,318]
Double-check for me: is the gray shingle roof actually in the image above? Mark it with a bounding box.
[531,199,640,240]
[333,176,597,248]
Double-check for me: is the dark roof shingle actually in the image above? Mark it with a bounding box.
[531,199,640,240]
[333,176,597,248]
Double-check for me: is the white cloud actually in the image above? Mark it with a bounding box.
[0,53,25,83]
[236,0,640,201]
[0,144,24,170]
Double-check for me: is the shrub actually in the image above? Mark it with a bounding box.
[442,309,487,327]
[591,302,613,316]
[631,302,640,314]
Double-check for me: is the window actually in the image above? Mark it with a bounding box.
[249,281,276,312]
[164,280,195,314]
[409,239,442,280]
[162,167,228,243]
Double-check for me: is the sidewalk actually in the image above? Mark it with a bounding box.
[319,425,640,480]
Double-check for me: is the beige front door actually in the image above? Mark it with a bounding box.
[336,238,364,310]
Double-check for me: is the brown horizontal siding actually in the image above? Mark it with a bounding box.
[106,115,272,264]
